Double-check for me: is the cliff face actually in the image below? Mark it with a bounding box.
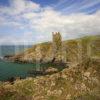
[10,35,100,66]
[11,42,53,63]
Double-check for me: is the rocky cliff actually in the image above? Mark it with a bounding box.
[10,35,100,66]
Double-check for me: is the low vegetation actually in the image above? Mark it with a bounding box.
[0,35,100,100]
[0,59,100,100]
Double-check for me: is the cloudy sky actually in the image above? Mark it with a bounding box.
[0,0,100,45]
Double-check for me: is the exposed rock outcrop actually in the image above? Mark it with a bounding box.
[10,35,100,66]
[45,67,58,73]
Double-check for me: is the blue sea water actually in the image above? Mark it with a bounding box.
[0,45,32,57]
[0,45,61,81]
[0,61,35,81]
[0,45,35,81]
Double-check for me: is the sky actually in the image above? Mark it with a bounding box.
[0,0,100,45]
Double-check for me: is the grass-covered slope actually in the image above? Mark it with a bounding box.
[11,42,53,63]
[11,35,100,65]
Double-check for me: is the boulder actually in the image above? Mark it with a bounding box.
[45,67,58,73]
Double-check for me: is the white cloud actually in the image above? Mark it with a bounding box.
[22,12,37,19]
[29,9,100,39]
[0,0,100,44]
[0,0,40,15]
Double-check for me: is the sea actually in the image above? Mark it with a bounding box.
[0,45,66,81]
[0,45,36,81]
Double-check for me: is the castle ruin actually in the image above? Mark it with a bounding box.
[52,32,62,51]
[52,32,63,62]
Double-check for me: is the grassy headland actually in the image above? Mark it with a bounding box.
[0,35,100,100]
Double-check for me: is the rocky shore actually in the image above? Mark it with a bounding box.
[0,59,100,100]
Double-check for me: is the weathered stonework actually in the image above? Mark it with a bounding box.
[52,32,62,62]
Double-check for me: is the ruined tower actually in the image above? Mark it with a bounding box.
[52,32,62,62]
[52,32,62,51]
